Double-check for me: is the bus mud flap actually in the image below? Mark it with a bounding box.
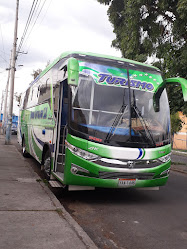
[68,185,95,191]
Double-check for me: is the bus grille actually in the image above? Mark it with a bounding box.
[99,172,154,180]
[95,159,160,169]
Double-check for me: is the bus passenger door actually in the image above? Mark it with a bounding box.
[54,79,68,177]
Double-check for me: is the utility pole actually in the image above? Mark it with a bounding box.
[0,91,4,128]
[5,0,19,144]
[2,51,12,134]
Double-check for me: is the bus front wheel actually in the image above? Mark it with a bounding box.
[43,150,51,180]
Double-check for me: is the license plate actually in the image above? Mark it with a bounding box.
[118,178,136,187]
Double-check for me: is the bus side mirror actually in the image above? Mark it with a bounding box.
[165,78,187,101]
[67,58,79,87]
[153,77,187,112]
[153,82,165,112]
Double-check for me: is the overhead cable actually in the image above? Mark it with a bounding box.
[17,0,39,54]
[22,0,47,50]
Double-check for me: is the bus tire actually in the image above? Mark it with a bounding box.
[22,137,30,158]
[43,150,51,180]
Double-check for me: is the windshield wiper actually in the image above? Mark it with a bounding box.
[132,91,155,146]
[104,103,128,143]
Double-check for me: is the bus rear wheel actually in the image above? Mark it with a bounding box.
[22,138,29,157]
[43,150,51,180]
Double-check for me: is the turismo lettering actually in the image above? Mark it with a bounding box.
[98,73,154,91]
[30,107,47,119]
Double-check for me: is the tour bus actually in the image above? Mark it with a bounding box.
[18,51,187,190]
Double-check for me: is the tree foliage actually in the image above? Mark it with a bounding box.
[31,69,42,79]
[170,112,183,135]
[31,61,50,80]
[98,0,186,76]
[98,0,187,114]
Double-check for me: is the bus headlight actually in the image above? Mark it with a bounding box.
[65,141,99,160]
[158,153,171,163]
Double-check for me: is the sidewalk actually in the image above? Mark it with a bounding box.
[0,135,97,249]
[171,150,187,175]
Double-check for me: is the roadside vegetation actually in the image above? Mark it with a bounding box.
[97,0,187,133]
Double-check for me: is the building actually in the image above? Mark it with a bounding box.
[173,112,187,150]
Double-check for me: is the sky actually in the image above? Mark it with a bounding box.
[0,0,121,114]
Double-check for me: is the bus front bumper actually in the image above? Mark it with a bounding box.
[63,149,170,189]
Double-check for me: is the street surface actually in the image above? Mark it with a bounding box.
[12,135,187,249]
[171,152,187,165]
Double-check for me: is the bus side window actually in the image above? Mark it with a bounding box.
[32,85,39,106]
[31,89,33,100]
[26,84,39,108]
[38,77,51,104]
[53,84,60,118]
[37,86,40,97]
[23,88,30,109]
[20,93,25,109]
[61,80,68,126]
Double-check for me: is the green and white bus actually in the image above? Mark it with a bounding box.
[18,51,187,190]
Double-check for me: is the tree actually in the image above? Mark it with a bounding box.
[14,92,21,106]
[170,113,183,134]
[31,69,42,79]
[167,85,187,115]
[170,112,183,147]
[98,0,187,114]
[31,61,50,80]
[98,0,186,76]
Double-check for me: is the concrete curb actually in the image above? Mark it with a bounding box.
[172,150,187,156]
[38,181,98,249]
[13,143,98,249]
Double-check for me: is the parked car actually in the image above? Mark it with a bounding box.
[11,123,17,135]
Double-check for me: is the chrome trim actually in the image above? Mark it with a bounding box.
[95,157,160,169]
[99,171,154,180]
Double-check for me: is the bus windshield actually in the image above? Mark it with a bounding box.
[70,61,171,148]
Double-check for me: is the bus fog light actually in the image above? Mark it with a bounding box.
[71,164,90,175]
[71,166,78,174]
[160,168,170,176]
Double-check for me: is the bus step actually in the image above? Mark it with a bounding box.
[54,171,64,180]
[49,180,64,188]
[59,145,65,153]
[56,163,64,172]
[57,154,63,162]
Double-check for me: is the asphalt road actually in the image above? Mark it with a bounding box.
[12,135,187,249]
[58,172,187,249]
[171,153,187,165]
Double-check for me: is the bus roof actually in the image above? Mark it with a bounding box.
[32,51,160,85]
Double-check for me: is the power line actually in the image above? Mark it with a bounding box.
[0,54,8,64]
[38,0,52,25]
[0,50,10,56]
[22,0,48,49]
[23,0,52,54]
[17,0,39,54]
[0,72,7,83]
[17,0,38,53]
[16,0,51,68]
[0,24,6,65]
